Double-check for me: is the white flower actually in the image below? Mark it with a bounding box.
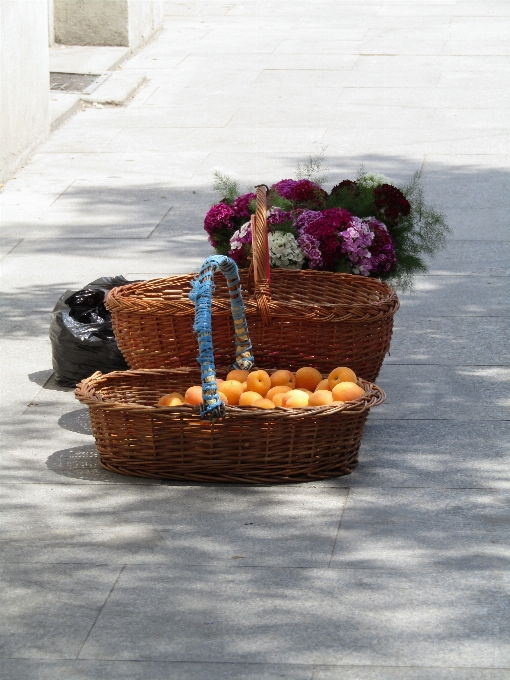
[268,231,305,269]
[357,173,392,189]
[229,221,252,251]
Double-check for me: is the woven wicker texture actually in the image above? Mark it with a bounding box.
[107,268,398,381]
[75,367,385,483]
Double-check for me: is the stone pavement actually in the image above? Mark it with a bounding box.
[1,1,509,678]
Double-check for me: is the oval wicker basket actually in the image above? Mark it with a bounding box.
[76,367,384,483]
[76,256,385,484]
[106,187,399,382]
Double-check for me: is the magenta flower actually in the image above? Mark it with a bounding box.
[203,202,235,246]
[272,179,327,207]
[231,192,256,220]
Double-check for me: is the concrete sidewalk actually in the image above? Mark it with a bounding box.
[1,1,509,678]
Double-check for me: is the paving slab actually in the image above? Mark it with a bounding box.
[49,46,131,74]
[0,563,121,659]
[395,276,510,317]
[315,668,510,680]
[371,364,510,422]
[0,660,314,680]
[330,488,510,570]
[78,565,510,666]
[387,316,510,365]
[345,420,510,489]
[0,484,347,566]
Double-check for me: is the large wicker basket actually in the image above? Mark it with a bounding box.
[76,257,385,484]
[106,187,399,382]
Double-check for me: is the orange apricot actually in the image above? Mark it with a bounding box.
[270,369,295,389]
[252,398,276,410]
[295,367,323,391]
[216,378,224,388]
[266,385,291,401]
[308,390,334,406]
[220,379,244,405]
[271,393,288,407]
[184,385,203,405]
[242,381,248,392]
[328,366,357,390]
[217,391,228,404]
[315,378,330,392]
[227,369,250,383]
[285,392,309,408]
[246,369,271,397]
[158,392,185,406]
[282,389,309,405]
[239,390,264,406]
[331,382,365,402]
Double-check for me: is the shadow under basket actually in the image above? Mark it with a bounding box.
[75,367,385,484]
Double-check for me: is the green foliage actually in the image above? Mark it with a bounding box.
[326,183,376,217]
[267,192,293,211]
[386,172,451,291]
[295,147,329,186]
[212,170,240,204]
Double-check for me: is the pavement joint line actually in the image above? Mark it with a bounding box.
[76,565,126,660]
[327,487,349,568]
[147,205,173,238]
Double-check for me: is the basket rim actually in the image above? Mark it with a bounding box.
[106,272,399,321]
[75,368,385,418]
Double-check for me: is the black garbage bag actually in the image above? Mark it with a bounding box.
[50,276,134,387]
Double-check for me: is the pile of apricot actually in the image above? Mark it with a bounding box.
[158,366,365,410]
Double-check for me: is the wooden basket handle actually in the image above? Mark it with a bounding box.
[250,185,273,325]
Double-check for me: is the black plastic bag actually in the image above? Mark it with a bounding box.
[50,276,134,387]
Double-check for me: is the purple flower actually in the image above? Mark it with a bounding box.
[340,217,374,276]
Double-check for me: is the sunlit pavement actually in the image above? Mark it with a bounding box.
[1,1,509,678]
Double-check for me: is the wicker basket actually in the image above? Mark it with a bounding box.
[76,257,385,484]
[106,187,399,382]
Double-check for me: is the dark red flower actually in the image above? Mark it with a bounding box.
[367,218,397,273]
[373,184,411,223]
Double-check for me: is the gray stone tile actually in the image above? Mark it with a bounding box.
[339,86,510,108]
[79,565,510,666]
[0,238,22,260]
[330,488,510,569]
[438,208,510,240]
[423,240,510,276]
[102,127,327,154]
[315,667,510,680]
[325,419,510,489]
[0,660,313,680]
[0,563,121,658]
[372,363,510,421]
[0,485,347,566]
[395,275,510,317]
[387,316,510,365]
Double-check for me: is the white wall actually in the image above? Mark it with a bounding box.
[128,0,163,51]
[0,1,50,184]
[53,0,163,48]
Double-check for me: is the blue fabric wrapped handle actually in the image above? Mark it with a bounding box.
[189,255,255,420]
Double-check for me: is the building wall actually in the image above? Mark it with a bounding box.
[54,0,163,48]
[0,0,50,183]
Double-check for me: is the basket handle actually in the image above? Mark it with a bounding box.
[189,255,255,420]
[250,185,273,325]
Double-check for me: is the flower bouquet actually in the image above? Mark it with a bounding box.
[204,160,450,290]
